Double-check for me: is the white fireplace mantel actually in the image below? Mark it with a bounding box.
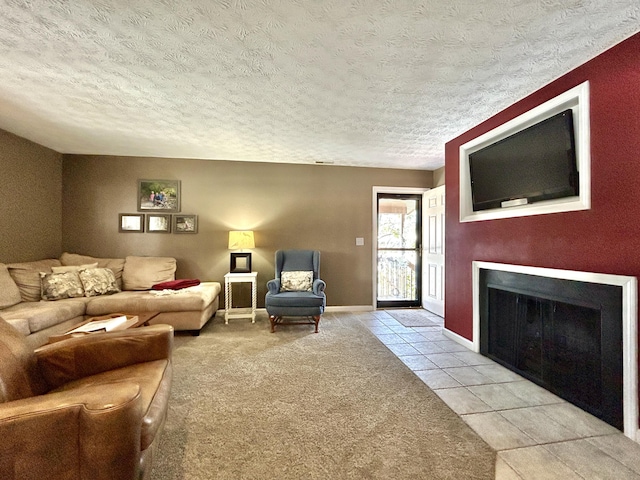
[470,261,638,441]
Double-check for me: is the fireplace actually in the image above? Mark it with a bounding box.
[471,262,638,440]
[481,269,623,428]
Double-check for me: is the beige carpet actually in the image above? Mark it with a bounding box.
[151,312,495,480]
[385,308,440,327]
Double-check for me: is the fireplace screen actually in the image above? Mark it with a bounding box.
[480,270,623,430]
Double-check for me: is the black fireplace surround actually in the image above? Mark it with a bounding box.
[479,269,623,430]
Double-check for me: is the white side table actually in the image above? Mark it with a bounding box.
[224,272,257,324]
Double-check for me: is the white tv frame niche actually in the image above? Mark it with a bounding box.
[459,81,591,223]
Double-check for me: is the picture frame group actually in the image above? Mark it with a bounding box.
[121,179,197,233]
[119,213,198,234]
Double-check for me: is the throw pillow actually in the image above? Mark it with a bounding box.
[0,263,22,309]
[40,272,85,300]
[79,268,121,297]
[60,252,126,289]
[8,259,62,302]
[280,271,313,292]
[51,262,98,273]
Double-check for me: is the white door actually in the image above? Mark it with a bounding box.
[422,186,445,316]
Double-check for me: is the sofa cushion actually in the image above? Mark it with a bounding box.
[122,256,176,291]
[265,291,325,307]
[0,299,87,334]
[5,318,30,336]
[86,282,221,315]
[79,268,120,297]
[60,252,126,289]
[51,262,98,273]
[40,272,85,300]
[7,259,62,302]
[0,263,22,309]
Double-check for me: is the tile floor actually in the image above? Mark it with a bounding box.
[357,309,640,479]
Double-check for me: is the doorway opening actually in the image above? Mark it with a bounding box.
[376,193,422,308]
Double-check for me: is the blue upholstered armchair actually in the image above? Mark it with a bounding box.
[265,250,326,333]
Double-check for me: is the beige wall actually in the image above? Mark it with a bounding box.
[0,129,63,263]
[433,166,445,187]
[62,156,432,307]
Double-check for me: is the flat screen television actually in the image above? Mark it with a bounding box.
[469,109,578,212]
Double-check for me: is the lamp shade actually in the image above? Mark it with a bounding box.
[228,230,255,250]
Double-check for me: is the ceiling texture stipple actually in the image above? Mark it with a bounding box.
[0,1,638,170]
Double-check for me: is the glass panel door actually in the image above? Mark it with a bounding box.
[376,194,422,308]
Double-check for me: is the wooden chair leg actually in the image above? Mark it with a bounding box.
[270,315,320,333]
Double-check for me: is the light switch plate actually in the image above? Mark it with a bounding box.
[356,237,365,246]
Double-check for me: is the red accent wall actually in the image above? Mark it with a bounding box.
[445,32,640,340]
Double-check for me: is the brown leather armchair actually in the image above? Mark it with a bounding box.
[0,316,173,480]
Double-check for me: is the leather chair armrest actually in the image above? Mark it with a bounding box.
[0,383,142,480]
[313,278,326,295]
[35,324,174,389]
[266,279,281,294]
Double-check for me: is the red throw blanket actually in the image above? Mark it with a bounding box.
[152,279,201,290]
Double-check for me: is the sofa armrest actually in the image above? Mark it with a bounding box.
[313,279,326,295]
[0,383,142,480]
[266,279,281,294]
[35,324,173,389]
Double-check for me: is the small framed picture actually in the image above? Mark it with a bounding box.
[146,214,172,233]
[173,214,198,234]
[230,252,252,273]
[119,214,145,233]
[138,179,181,212]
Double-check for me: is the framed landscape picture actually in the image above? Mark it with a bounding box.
[146,214,172,233]
[138,179,181,212]
[173,214,198,234]
[119,213,145,233]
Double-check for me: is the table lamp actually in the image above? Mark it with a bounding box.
[228,230,255,273]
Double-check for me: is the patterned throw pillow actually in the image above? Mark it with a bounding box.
[280,271,313,292]
[40,272,85,300]
[79,268,120,297]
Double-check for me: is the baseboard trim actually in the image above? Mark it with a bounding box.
[243,306,375,315]
[326,305,374,313]
[443,327,475,352]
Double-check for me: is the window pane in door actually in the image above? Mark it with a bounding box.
[377,250,419,302]
[377,199,418,249]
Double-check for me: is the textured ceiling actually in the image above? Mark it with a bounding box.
[0,1,638,170]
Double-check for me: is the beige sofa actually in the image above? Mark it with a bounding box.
[0,252,221,347]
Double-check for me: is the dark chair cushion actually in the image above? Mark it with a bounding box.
[265,291,325,308]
